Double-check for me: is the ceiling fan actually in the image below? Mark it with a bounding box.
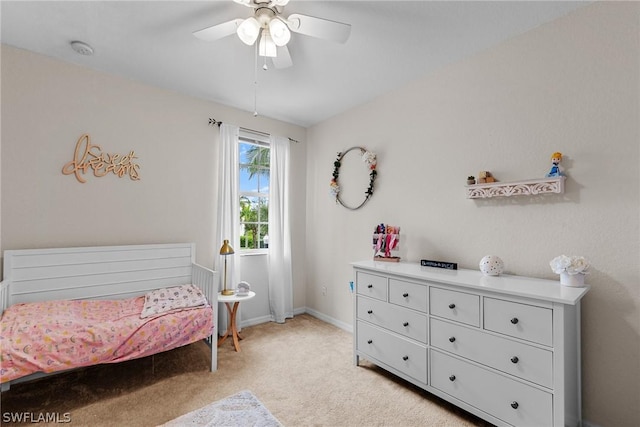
[193,0,351,69]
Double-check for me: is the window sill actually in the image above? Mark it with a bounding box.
[239,250,268,257]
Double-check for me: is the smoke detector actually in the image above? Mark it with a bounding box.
[70,41,94,56]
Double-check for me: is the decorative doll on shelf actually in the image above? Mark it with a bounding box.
[545,152,565,177]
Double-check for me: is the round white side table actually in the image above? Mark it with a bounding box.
[217,291,256,352]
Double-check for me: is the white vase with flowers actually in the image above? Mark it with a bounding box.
[549,255,590,287]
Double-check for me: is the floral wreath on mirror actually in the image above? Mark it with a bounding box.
[330,146,377,210]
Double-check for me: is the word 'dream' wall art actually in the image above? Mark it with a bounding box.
[62,134,141,183]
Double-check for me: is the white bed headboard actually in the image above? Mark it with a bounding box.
[1,243,202,307]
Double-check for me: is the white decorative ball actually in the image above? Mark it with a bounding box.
[479,255,504,276]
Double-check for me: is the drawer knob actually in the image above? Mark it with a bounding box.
[403,292,409,298]
[449,336,456,343]
[511,401,519,409]
[448,303,456,309]
[403,322,409,327]
[367,339,373,344]
[367,310,373,314]
[449,375,456,382]
[367,284,373,289]
[402,356,409,361]
[510,317,519,324]
[511,356,519,364]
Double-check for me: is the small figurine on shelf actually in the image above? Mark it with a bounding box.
[545,152,565,177]
[467,176,476,185]
[236,281,251,296]
[477,171,496,184]
[372,223,401,262]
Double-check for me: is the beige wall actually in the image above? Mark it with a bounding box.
[0,45,307,310]
[305,3,639,426]
[2,1,639,426]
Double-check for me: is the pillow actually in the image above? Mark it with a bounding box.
[140,284,208,319]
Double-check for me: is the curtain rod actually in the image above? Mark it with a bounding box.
[209,118,299,143]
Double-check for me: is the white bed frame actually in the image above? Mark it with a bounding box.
[0,242,218,391]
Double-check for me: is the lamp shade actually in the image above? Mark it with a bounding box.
[220,239,235,255]
[269,17,291,46]
[237,17,261,45]
[258,29,277,57]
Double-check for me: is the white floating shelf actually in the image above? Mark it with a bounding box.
[466,176,565,199]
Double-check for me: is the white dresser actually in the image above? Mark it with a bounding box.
[352,260,589,427]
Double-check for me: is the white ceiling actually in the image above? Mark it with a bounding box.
[1,1,589,127]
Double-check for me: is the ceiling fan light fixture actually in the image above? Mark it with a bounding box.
[269,17,291,46]
[271,0,291,6]
[237,17,261,45]
[258,29,277,57]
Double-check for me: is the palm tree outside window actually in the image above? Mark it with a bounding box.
[239,137,270,250]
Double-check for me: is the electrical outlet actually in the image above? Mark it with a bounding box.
[322,286,327,296]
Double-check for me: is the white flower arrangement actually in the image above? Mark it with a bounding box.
[362,151,377,167]
[329,181,340,197]
[549,255,590,275]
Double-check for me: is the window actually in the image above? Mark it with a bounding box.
[238,132,270,251]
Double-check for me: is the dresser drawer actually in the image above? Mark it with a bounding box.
[357,321,427,384]
[484,298,553,347]
[357,296,428,343]
[356,271,388,301]
[430,350,552,427]
[430,318,553,388]
[389,278,428,312]
[430,287,480,327]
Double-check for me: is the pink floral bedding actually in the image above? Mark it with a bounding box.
[0,294,213,384]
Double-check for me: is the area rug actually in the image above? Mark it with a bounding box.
[159,390,283,427]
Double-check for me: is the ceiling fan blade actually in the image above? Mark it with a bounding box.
[272,45,293,69]
[193,19,244,42]
[265,0,290,7]
[286,13,351,44]
[233,0,256,7]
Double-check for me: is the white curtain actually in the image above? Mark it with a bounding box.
[216,123,241,296]
[268,134,293,323]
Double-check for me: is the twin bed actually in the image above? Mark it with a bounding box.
[0,243,218,391]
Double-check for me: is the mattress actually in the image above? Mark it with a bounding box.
[0,294,213,384]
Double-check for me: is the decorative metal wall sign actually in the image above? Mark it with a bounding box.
[62,134,141,183]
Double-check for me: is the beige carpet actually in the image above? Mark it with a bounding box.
[1,314,491,426]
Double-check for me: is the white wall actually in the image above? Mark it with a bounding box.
[0,44,307,315]
[304,3,639,426]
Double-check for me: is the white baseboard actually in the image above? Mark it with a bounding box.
[240,314,272,328]
[239,309,306,329]
[237,307,352,333]
[582,420,602,427]
[293,306,306,316]
[303,307,353,333]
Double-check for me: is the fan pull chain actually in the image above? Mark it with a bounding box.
[253,42,258,117]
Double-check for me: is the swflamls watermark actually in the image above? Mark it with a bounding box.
[2,412,71,423]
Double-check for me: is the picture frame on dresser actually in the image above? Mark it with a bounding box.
[352,260,589,427]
